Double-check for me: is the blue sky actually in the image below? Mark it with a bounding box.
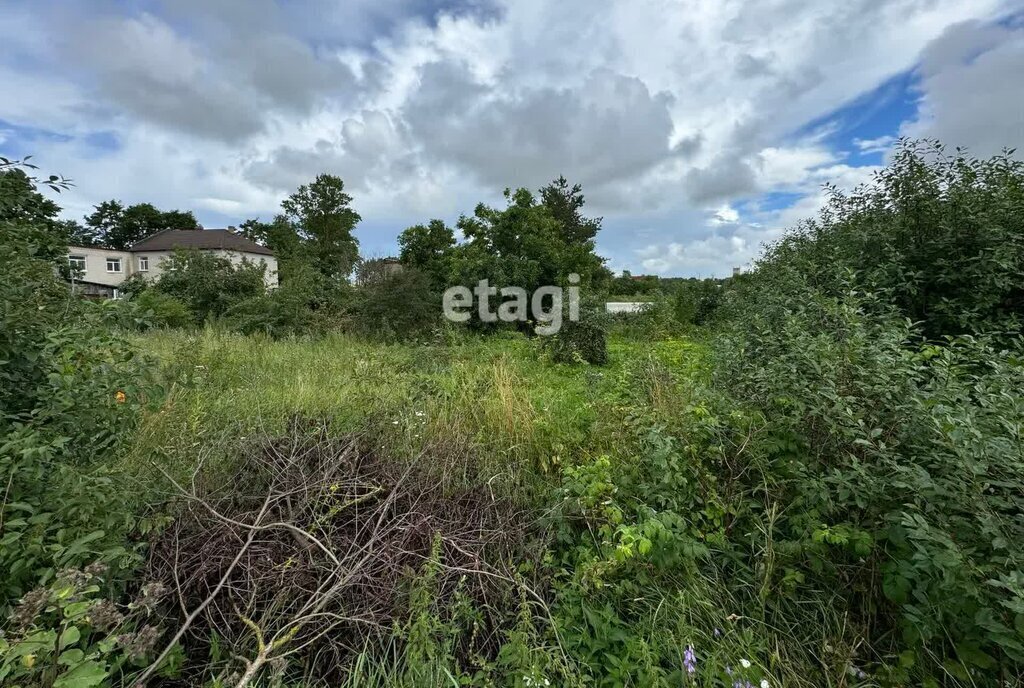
[2,0,1022,276]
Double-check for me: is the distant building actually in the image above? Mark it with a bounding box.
[380,257,403,277]
[354,257,403,286]
[67,229,278,298]
[605,301,650,314]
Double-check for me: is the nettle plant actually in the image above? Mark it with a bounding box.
[2,159,164,607]
[1,564,172,688]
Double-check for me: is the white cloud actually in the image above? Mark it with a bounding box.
[710,205,740,225]
[0,0,1017,275]
[854,135,896,154]
[901,19,1024,157]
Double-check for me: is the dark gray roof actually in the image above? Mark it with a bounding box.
[130,229,274,256]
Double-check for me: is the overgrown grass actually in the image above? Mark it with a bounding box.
[126,328,708,487]
[121,328,858,687]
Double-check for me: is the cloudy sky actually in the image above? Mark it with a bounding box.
[2,0,1023,276]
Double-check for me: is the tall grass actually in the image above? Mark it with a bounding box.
[121,328,861,686]
[125,329,704,489]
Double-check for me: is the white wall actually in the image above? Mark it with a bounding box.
[67,247,279,289]
[211,251,279,288]
[67,246,134,287]
[605,302,650,314]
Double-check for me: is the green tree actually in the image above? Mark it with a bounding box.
[539,175,602,244]
[238,215,305,280]
[394,181,609,329]
[280,174,361,281]
[0,167,69,265]
[83,200,200,250]
[398,219,456,288]
[454,185,607,290]
[62,218,99,247]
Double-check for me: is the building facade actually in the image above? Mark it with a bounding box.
[67,229,278,298]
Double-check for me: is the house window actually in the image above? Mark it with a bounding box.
[106,257,122,273]
[69,255,86,272]
[137,256,149,271]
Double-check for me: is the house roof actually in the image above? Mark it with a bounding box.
[130,229,274,256]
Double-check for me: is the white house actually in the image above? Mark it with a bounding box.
[67,229,278,298]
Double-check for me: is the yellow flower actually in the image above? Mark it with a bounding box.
[114,390,127,404]
[22,654,36,668]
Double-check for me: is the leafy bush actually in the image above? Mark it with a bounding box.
[544,303,609,365]
[152,249,266,323]
[756,139,1024,339]
[225,262,342,338]
[717,283,1024,680]
[132,290,194,329]
[349,266,440,341]
[1,564,172,687]
[709,143,1024,682]
[1,161,158,613]
[670,278,725,326]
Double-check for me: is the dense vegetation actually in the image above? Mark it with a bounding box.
[1,140,1023,687]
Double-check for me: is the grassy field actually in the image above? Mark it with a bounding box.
[119,329,857,687]
[121,330,808,683]
[127,329,709,483]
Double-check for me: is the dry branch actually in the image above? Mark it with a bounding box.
[142,418,538,686]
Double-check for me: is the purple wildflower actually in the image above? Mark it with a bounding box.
[683,644,697,675]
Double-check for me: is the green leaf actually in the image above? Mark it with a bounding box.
[58,649,85,666]
[53,660,108,688]
[60,626,81,649]
[955,643,996,669]
[7,630,57,658]
[64,602,92,620]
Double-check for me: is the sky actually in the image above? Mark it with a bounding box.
[2,0,1023,277]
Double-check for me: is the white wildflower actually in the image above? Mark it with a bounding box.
[740,659,752,669]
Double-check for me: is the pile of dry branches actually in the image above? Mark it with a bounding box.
[142,418,538,686]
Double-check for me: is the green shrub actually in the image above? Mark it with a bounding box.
[711,143,1024,682]
[544,304,609,365]
[718,281,1024,680]
[0,564,174,687]
[152,248,267,322]
[349,266,440,341]
[754,139,1024,339]
[1,161,158,611]
[133,290,194,329]
[609,297,685,340]
[671,278,725,326]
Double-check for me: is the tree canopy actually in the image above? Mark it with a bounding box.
[240,174,361,284]
[397,176,609,314]
[281,174,361,281]
[77,200,200,249]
